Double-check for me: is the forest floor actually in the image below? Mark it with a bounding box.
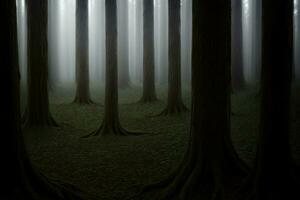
[21,84,300,200]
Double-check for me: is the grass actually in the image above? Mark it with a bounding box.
[21,84,300,200]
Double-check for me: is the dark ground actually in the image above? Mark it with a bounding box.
[21,83,300,200]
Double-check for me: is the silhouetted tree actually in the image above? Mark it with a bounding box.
[139,1,248,199]
[231,0,245,91]
[160,0,187,115]
[139,0,158,103]
[23,0,57,127]
[1,1,92,199]
[118,0,130,89]
[84,0,139,137]
[74,0,93,104]
[237,1,299,199]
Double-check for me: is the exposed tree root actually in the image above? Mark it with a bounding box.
[158,102,189,116]
[81,121,147,138]
[22,110,58,128]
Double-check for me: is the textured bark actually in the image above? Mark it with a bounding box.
[1,1,92,199]
[23,0,57,127]
[231,0,245,91]
[237,1,299,199]
[139,0,158,103]
[83,0,139,137]
[74,0,93,104]
[139,1,248,199]
[160,0,187,115]
[118,0,130,89]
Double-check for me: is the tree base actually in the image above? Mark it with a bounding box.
[81,122,145,138]
[73,97,94,105]
[158,102,189,116]
[138,95,159,104]
[22,112,58,128]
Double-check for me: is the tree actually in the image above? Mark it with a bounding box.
[23,0,57,127]
[74,0,93,104]
[139,1,248,199]
[83,0,138,137]
[231,0,245,91]
[1,1,93,199]
[118,0,130,89]
[139,0,158,103]
[237,0,299,199]
[159,0,188,115]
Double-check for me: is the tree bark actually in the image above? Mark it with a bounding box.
[231,0,245,91]
[1,1,93,199]
[74,0,93,104]
[160,0,188,115]
[118,0,130,89]
[238,1,299,199]
[139,1,248,199]
[139,0,158,103]
[23,0,57,127]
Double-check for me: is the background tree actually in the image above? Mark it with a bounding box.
[238,0,299,199]
[84,0,139,137]
[160,0,188,115]
[139,0,158,103]
[23,0,57,127]
[74,0,93,104]
[139,1,248,199]
[118,0,130,89]
[231,0,245,91]
[1,1,92,199]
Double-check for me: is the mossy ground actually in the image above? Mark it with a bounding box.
[21,84,300,200]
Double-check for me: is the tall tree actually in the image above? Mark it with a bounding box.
[118,0,130,89]
[23,0,57,127]
[140,1,248,199]
[238,0,299,199]
[139,0,158,103]
[84,0,137,137]
[1,0,92,199]
[231,0,245,91]
[74,0,93,104]
[160,0,187,115]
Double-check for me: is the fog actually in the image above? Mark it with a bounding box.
[16,0,300,93]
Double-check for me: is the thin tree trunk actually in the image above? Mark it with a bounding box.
[160,0,187,115]
[1,1,92,199]
[238,1,299,199]
[83,0,140,137]
[74,0,93,104]
[118,0,130,89]
[23,0,57,127]
[231,0,245,91]
[139,1,248,199]
[139,0,158,103]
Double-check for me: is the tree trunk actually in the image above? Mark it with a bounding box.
[231,0,245,91]
[23,0,57,127]
[238,1,299,199]
[74,0,93,104]
[118,0,130,89]
[160,0,187,115]
[139,0,158,103]
[1,1,92,199]
[140,1,248,199]
[83,0,139,137]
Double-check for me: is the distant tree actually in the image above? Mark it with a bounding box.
[237,1,300,199]
[139,1,248,199]
[139,0,158,103]
[1,1,92,199]
[23,0,57,127]
[160,0,188,115]
[84,0,138,137]
[231,0,245,91]
[118,0,130,89]
[74,0,93,104]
